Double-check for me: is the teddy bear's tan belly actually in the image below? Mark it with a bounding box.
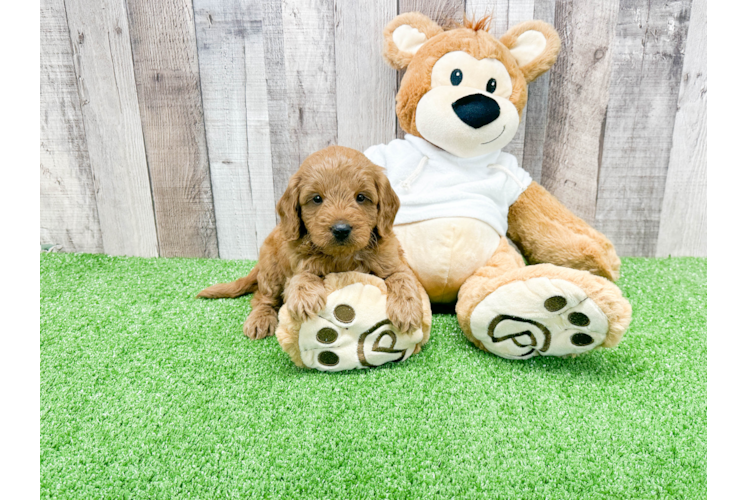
[394,217,501,303]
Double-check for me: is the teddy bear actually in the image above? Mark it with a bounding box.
[275,12,631,368]
[361,12,632,360]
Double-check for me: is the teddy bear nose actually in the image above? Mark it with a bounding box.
[331,223,352,241]
[451,94,501,129]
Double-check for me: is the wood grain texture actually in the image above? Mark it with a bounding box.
[540,0,619,224]
[521,0,555,182]
[282,0,338,171]
[594,0,692,257]
[41,0,103,253]
[40,0,708,258]
[395,0,464,140]
[63,0,158,257]
[335,0,397,151]
[126,0,217,258]
[193,2,258,259]
[245,20,279,250]
[399,0,463,22]
[193,1,275,259]
[261,0,294,208]
[656,0,705,257]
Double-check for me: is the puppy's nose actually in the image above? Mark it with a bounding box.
[452,94,500,128]
[331,223,352,241]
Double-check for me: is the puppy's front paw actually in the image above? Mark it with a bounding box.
[386,293,423,335]
[286,292,328,322]
[243,310,278,340]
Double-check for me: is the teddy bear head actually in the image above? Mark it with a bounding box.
[383,13,561,158]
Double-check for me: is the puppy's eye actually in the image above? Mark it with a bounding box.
[312,195,323,204]
[356,194,367,203]
[450,69,463,86]
[486,78,497,93]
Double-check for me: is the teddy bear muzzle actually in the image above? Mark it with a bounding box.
[451,93,501,129]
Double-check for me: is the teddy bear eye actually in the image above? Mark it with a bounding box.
[312,195,323,204]
[486,78,497,93]
[450,69,463,86]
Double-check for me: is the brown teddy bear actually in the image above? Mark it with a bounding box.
[360,12,631,360]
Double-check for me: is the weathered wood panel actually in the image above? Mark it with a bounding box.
[335,0,397,152]
[40,0,103,253]
[193,2,258,259]
[260,0,294,209]
[400,0,463,22]
[594,0,692,257]
[126,0,218,258]
[63,0,158,257]
[656,0,706,257]
[521,0,555,182]
[282,0,338,172]
[540,0,619,224]
[40,0,708,257]
[193,1,275,259]
[245,21,279,249]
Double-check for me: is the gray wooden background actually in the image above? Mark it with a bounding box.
[41,0,707,259]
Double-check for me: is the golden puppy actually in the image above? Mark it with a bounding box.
[198,146,424,340]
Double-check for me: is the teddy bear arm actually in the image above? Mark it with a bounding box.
[507,182,621,281]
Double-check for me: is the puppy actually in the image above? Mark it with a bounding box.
[198,146,424,340]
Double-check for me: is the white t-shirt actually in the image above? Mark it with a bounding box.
[364,134,532,236]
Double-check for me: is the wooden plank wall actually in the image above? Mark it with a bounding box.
[60,0,160,257]
[40,0,706,258]
[41,0,103,254]
[656,0,706,257]
[126,0,218,258]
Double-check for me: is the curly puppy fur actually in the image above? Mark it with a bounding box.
[197,146,423,340]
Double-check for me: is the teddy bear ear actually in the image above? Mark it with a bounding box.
[500,20,561,83]
[383,12,444,70]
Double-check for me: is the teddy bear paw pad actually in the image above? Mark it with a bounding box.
[469,277,609,359]
[296,283,424,371]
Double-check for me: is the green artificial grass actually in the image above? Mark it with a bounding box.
[41,253,706,499]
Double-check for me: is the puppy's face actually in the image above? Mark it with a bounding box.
[299,167,380,255]
[277,146,399,256]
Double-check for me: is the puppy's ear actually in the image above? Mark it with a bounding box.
[374,168,400,239]
[276,174,303,240]
[500,20,561,83]
[383,12,443,70]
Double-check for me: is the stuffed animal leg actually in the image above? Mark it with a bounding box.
[507,182,622,281]
[276,272,431,371]
[456,238,631,359]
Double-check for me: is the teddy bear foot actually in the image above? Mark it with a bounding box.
[276,272,431,371]
[460,267,631,359]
